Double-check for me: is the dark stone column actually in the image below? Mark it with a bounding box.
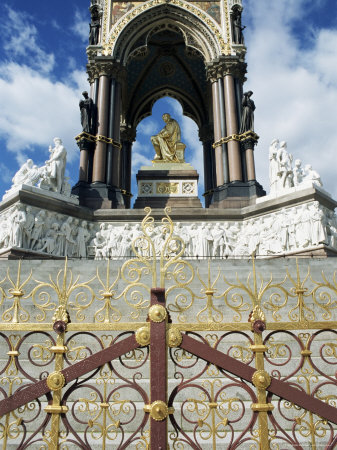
[120,125,136,209]
[106,78,116,187]
[111,81,121,187]
[92,72,110,183]
[223,73,242,182]
[199,124,214,208]
[211,78,225,187]
[242,137,257,181]
[217,78,229,184]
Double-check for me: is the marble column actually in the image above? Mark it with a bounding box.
[199,124,214,207]
[218,78,229,184]
[120,125,135,209]
[106,78,116,187]
[111,82,121,187]
[244,139,256,181]
[211,79,225,187]
[223,73,242,182]
[92,73,110,184]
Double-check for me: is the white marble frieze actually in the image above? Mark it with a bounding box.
[1,199,336,259]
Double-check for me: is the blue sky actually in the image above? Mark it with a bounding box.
[0,0,336,205]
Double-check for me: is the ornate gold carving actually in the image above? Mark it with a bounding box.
[144,401,174,421]
[252,370,271,390]
[156,182,179,195]
[149,304,167,323]
[44,405,69,414]
[249,306,266,323]
[135,325,151,346]
[167,327,182,347]
[47,372,66,391]
[250,345,267,353]
[251,403,274,412]
[50,345,68,354]
[52,305,69,324]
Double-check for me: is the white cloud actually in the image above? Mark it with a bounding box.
[0,63,88,165]
[244,0,337,199]
[132,141,152,174]
[1,7,55,73]
[137,120,158,136]
[72,10,89,43]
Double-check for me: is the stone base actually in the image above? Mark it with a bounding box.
[134,196,202,209]
[208,180,266,209]
[0,247,65,260]
[72,182,125,209]
[134,166,202,209]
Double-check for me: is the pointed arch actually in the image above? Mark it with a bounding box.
[109,2,225,63]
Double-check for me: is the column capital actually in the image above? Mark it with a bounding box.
[87,58,125,83]
[206,56,247,82]
[120,124,136,142]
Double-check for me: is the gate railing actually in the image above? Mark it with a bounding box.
[0,208,337,449]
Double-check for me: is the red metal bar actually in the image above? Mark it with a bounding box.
[150,288,167,450]
[180,333,337,426]
[0,334,139,417]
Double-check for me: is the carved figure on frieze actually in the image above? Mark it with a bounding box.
[75,221,91,258]
[30,210,46,251]
[10,204,26,248]
[119,224,133,258]
[60,217,75,257]
[295,204,311,248]
[80,91,94,133]
[151,113,185,162]
[239,91,255,134]
[0,211,10,249]
[310,202,328,246]
[39,223,60,254]
[23,206,35,249]
[94,231,107,260]
[212,223,225,258]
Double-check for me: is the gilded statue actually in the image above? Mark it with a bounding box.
[151,113,185,162]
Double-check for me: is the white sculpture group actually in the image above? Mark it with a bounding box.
[5,138,71,198]
[269,139,322,195]
[0,200,336,258]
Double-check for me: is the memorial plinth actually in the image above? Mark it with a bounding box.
[133,161,202,208]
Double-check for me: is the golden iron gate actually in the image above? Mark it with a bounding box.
[0,208,337,449]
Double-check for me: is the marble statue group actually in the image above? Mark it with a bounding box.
[269,139,322,195]
[4,138,71,198]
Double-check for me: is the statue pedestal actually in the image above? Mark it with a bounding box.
[133,162,202,209]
